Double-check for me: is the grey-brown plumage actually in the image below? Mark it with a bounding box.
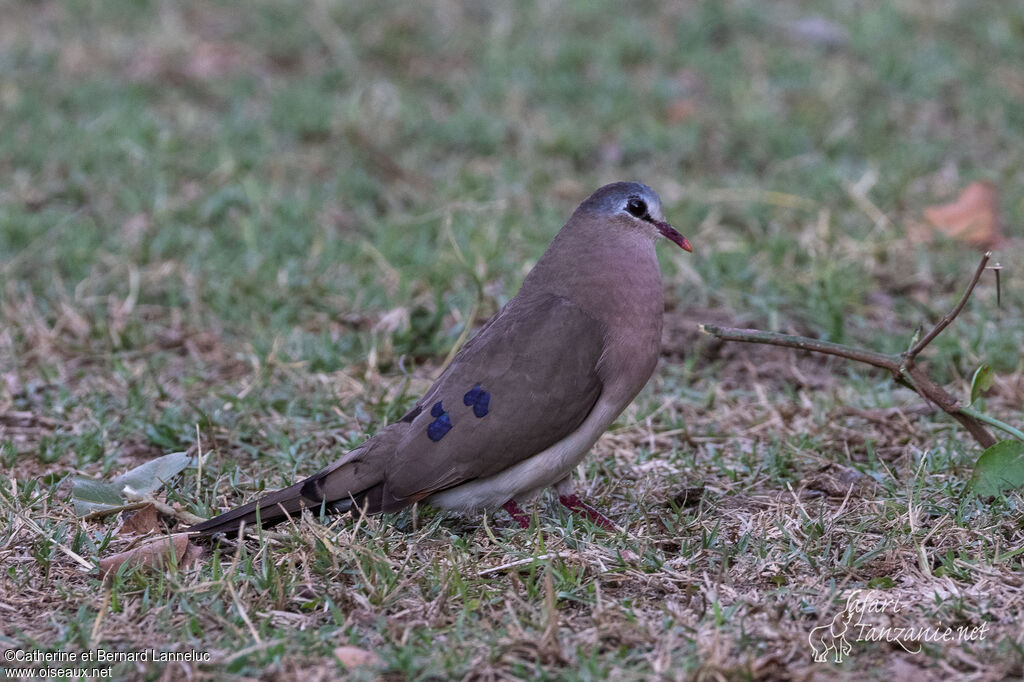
[187,182,691,536]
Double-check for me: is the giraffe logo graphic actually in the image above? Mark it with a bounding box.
[808,609,855,663]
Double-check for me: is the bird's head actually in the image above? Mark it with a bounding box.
[578,182,692,252]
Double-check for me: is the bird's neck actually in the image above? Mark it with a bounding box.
[522,227,665,404]
[525,227,664,328]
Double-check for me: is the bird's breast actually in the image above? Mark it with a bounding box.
[575,261,664,405]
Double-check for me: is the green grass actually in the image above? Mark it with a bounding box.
[2,0,1024,679]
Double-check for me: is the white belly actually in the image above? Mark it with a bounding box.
[425,400,620,511]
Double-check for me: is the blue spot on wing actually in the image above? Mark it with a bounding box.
[427,412,452,441]
[430,401,444,418]
[463,383,490,418]
[473,391,490,418]
[463,384,482,406]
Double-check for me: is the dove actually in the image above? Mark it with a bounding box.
[187,181,691,536]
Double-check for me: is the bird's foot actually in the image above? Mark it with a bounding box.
[502,499,532,529]
[558,494,616,530]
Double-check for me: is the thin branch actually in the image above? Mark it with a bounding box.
[699,252,1004,449]
[700,322,1000,448]
[697,325,899,372]
[905,252,990,361]
[907,366,996,448]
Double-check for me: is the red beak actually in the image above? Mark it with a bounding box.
[654,220,693,252]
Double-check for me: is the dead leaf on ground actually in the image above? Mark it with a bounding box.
[923,181,1004,249]
[98,533,200,575]
[117,503,163,536]
[333,646,380,669]
[665,98,698,124]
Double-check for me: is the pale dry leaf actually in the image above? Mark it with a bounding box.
[333,646,380,669]
[98,533,197,575]
[923,181,1004,249]
[73,450,192,516]
[373,307,409,335]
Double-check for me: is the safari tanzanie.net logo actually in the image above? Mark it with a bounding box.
[808,589,989,663]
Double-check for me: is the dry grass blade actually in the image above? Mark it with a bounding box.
[2,499,93,571]
[477,551,576,577]
[905,252,991,360]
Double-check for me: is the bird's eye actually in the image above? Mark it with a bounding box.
[625,197,647,218]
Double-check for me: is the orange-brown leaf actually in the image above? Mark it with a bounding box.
[666,98,698,124]
[923,181,1004,249]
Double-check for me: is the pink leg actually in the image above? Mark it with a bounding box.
[559,494,616,531]
[502,499,532,529]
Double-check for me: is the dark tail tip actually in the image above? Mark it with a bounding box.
[186,480,312,537]
[186,501,267,537]
[186,480,367,538]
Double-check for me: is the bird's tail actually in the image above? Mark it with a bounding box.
[185,479,325,536]
[186,434,401,537]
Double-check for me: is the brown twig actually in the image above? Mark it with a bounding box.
[905,365,996,448]
[698,327,897,371]
[904,252,990,362]
[700,253,999,449]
